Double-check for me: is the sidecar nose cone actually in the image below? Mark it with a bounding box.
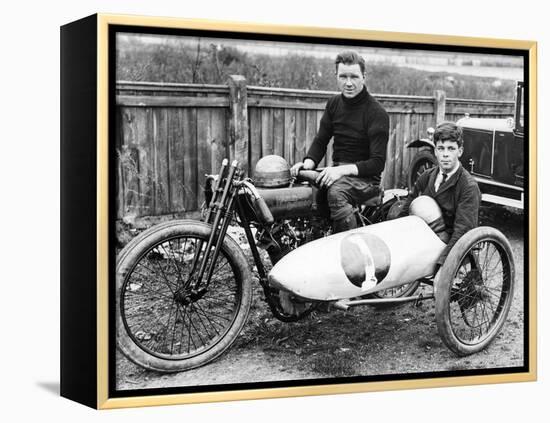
[268,264,301,293]
[267,238,339,301]
[267,271,285,291]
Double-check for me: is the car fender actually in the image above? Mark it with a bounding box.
[406,138,435,151]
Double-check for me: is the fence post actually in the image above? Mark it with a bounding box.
[227,75,249,173]
[434,90,447,125]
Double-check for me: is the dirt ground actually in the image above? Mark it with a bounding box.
[116,204,525,390]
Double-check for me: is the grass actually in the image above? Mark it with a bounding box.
[117,38,518,101]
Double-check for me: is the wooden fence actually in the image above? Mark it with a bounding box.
[116,78,514,220]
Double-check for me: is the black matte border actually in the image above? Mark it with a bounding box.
[60,14,98,409]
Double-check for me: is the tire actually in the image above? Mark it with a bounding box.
[362,198,421,304]
[265,226,318,322]
[368,280,422,303]
[116,220,253,372]
[360,197,395,225]
[435,227,515,356]
[407,150,437,190]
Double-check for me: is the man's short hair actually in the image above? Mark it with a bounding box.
[433,121,463,148]
[335,50,366,74]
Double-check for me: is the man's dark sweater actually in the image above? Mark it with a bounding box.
[305,87,389,182]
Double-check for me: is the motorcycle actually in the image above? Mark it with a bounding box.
[116,157,514,373]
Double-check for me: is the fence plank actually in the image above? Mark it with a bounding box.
[226,110,235,162]
[404,112,419,176]
[315,110,329,167]
[183,108,198,211]
[168,109,185,212]
[384,114,398,189]
[127,108,152,216]
[393,114,403,189]
[227,75,249,172]
[295,110,307,163]
[446,98,514,117]
[249,107,262,172]
[153,108,170,215]
[434,90,447,125]
[197,108,212,207]
[120,108,138,217]
[273,108,284,157]
[115,109,125,219]
[392,114,401,188]
[305,110,317,160]
[210,108,228,172]
[143,109,156,215]
[117,94,229,108]
[249,99,327,110]
[117,81,229,94]
[261,108,274,156]
[397,113,410,187]
[284,109,296,165]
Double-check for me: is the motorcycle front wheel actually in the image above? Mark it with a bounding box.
[116,220,252,372]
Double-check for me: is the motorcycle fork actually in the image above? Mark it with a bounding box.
[191,161,239,292]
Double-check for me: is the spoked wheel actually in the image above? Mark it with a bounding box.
[370,281,422,299]
[116,220,252,372]
[360,198,421,306]
[407,150,437,190]
[266,245,318,322]
[266,289,318,322]
[366,280,422,307]
[435,227,515,356]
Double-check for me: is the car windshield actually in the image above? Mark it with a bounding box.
[516,82,524,131]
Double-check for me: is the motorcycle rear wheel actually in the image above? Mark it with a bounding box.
[360,199,421,304]
[368,281,422,303]
[116,220,252,372]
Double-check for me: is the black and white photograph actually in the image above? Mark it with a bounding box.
[7,0,550,420]
[112,27,529,395]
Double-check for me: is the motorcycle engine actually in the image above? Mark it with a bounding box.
[257,216,330,264]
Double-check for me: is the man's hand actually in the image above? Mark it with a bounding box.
[290,158,316,177]
[316,164,358,187]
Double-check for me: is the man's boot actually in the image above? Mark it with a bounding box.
[332,213,359,233]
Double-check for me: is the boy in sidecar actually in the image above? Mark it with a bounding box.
[399,121,481,268]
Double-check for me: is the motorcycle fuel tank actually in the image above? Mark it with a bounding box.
[257,185,316,219]
[268,216,446,301]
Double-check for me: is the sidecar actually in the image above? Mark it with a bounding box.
[268,214,515,356]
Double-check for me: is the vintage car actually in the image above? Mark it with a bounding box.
[407,82,524,209]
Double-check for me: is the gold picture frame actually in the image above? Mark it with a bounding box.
[60,13,537,409]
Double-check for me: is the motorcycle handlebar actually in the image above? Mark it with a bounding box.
[295,169,321,186]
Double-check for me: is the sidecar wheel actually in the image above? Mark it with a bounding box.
[116,221,252,372]
[435,227,515,356]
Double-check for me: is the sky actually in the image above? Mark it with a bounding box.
[118,33,524,81]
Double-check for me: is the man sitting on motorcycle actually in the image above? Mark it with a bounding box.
[290,50,390,233]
